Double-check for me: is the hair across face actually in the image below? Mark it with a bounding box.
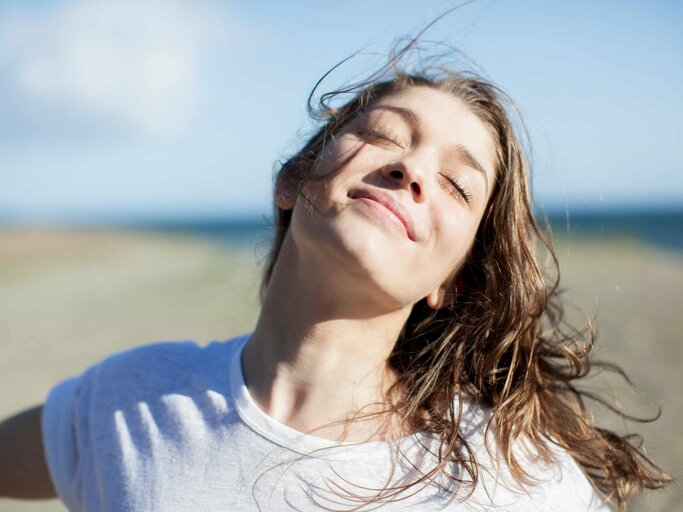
[280,86,498,310]
[265,73,521,300]
[261,70,670,510]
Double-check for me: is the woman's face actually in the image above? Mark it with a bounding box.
[284,86,497,309]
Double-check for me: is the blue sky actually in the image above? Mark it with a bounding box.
[1,0,681,223]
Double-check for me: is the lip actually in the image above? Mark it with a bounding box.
[348,189,417,242]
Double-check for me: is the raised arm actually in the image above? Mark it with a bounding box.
[0,405,56,499]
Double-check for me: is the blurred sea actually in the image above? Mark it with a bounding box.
[540,209,683,252]
[114,208,683,253]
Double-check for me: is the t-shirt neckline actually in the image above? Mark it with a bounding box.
[228,333,422,460]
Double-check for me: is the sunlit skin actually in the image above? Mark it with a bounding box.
[242,86,497,442]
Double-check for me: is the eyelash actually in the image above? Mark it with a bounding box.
[357,128,404,147]
[356,126,473,204]
[440,174,473,203]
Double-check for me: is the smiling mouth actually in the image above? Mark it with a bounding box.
[348,190,416,242]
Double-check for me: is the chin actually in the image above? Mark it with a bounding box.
[337,225,418,289]
[290,208,421,305]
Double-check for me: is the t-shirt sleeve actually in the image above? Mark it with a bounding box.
[526,442,614,512]
[558,450,613,512]
[41,374,83,511]
[478,433,614,512]
[39,340,207,511]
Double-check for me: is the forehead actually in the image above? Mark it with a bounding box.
[366,86,497,181]
[370,85,477,122]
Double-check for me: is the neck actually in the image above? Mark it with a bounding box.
[242,232,414,442]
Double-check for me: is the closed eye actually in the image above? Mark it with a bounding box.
[356,128,405,148]
[439,173,473,204]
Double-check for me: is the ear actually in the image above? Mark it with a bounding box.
[426,287,446,310]
[426,277,459,310]
[275,181,297,210]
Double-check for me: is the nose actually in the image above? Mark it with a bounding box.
[382,160,427,203]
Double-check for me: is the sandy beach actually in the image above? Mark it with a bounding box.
[1,228,680,511]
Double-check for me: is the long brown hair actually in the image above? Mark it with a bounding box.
[259,34,671,512]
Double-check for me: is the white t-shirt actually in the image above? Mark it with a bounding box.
[42,333,611,511]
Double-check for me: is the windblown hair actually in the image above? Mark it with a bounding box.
[259,35,671,511]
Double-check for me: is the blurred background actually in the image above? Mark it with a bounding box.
[1,1,681,510]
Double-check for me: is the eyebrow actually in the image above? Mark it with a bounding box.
[372,104,490,191]
[449,145,490,192]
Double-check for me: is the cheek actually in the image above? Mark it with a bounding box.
[430,211,479,274]
[313,136,364,178]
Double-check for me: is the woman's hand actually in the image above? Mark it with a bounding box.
[0,405,56,499]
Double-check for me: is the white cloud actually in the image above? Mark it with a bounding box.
[0,0,243,138]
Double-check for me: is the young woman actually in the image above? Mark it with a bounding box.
[0,37,669,511]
